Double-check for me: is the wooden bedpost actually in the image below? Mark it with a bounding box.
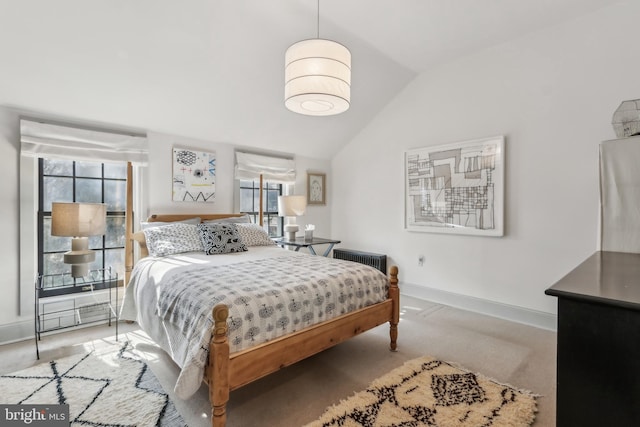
[389,266,399,351]
[210,304,230,427]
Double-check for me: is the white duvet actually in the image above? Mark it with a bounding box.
[120,246,388,399]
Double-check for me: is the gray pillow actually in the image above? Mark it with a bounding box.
[202,214,252,224]
[143,223,203,257]
[197,223,248,255]
[140,217,201,230]
[235,223,276,247]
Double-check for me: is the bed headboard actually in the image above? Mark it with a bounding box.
[130,213,246,259]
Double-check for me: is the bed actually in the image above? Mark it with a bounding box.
[121,213,399,427]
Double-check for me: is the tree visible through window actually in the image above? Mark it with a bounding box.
[39,158,126,296]
[239,180,283,237]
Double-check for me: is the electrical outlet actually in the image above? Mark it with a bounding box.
[418,255,425,266]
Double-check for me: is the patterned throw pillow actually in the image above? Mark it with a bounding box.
[143,223,203,257]
[197,223,248,255]
[235,223,276,247]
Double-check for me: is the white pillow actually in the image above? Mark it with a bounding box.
[143,223,203,257]
[140,217,201,230]
[203,214,252,224]
[235,223,276,247]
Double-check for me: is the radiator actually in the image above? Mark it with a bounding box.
[333,248,387,274]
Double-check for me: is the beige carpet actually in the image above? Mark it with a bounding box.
[0,295,556,426]
[305,355,537,427]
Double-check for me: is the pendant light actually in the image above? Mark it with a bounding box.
[284,0,351,116]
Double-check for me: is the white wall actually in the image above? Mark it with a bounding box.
[332,1,640,320]
[0,108,20,326]
[144,132,331,237]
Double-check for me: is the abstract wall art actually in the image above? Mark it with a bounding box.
[405,136,504,236]
[172,147,216,202]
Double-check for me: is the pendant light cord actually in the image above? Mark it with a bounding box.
[316,0,320,39]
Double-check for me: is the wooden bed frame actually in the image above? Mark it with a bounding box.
[130,214,400,427]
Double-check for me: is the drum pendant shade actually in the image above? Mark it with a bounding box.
[285,39,351,116]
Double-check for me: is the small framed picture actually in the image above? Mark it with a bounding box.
[307,172,326,205]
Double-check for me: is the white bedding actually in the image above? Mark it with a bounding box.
[120,246,389,399]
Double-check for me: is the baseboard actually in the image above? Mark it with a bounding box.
[400,282,557,331]
[0,319,34,345]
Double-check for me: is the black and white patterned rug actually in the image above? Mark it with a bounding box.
[305,356,537,427]
[0,341,185,427]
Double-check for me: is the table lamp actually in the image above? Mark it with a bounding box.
[51,202,106,278]
[278,195,306,241]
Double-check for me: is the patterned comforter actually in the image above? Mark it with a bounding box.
[122,248,389,399]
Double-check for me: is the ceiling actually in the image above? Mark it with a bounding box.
[0,0,619,159]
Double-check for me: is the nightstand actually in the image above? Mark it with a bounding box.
[34,267,119,359]
[273,236,341,257]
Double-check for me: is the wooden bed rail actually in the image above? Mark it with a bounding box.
[207,266,400,427]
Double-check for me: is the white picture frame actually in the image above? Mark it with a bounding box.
[404,136,504,236]
[172,147,216,202]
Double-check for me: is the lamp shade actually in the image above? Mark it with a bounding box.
[51,202,107,237]
[278,195,307,217]
[285,39,351,116]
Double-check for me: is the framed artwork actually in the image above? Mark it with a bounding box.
[405,135,504,236]
[307,172,326,205]
[172,147,216,202]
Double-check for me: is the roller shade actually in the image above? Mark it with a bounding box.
[20,119,148,165]
[234,151,296,184]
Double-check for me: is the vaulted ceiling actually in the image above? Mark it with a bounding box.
[0,0,619,159]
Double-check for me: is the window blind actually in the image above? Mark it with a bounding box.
[234,151,296,184]
[20,119,148,165]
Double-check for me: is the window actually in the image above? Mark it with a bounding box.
[38,158,126,296]
[239,180,283,237]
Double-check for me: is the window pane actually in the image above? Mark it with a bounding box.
[105,249,124,279]
[88,235,103,249]
[76,178,102,203]
[105,180,126,211]
[106,215,125,248]
[43,252,66,277]
[88,251,103,272]
[43,158,73,176]
[43,177,73,211]
[104,162,127,179]
[76,161,102,178]
[265,216,280,237]
[240,188,254,212]
[266,189,279,212]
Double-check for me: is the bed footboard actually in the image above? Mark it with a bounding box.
[206,266,399,427]
[210,305,230,427]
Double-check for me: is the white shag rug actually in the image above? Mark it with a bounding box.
[0,341,185,427]
[305,356,537,427]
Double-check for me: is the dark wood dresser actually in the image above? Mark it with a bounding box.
[545,251,640,426]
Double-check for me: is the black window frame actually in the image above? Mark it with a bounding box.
[38,158,126,297]
[239,179,284,237]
